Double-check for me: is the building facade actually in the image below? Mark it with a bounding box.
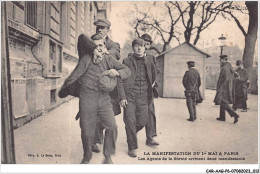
[5,1,111,128]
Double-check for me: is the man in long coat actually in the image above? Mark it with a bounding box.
[182,61,201,121]
[233,60,249,112]
[59,34,130,164]
[118,39,158,157]
[214,55,239,124]
[140,34,160,146]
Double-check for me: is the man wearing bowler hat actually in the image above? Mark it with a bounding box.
[214,55,239,124]
[182,61,201,121]
[140,34,160,146]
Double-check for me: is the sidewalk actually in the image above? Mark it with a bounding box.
[14,90,258,164]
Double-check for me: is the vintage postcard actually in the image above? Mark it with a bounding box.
[1,1,259,173]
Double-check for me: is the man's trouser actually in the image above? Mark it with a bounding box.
[220,100,239,120]
[145,100,157,142]
[94,122,104,144]
[123,92,149,150]
[186,95,196,120]
[79,88,117,161]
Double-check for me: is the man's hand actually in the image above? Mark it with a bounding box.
[119,99,128,108]
[93,48,102,58]
[109,69,119,77]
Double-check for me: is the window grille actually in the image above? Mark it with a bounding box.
[25,2,37,29]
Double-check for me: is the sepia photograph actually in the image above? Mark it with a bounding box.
[1,1,259,173]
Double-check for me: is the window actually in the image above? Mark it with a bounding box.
[50,89,56,103]
[57,46,62,73]
[25,2,37,29]
[49,41,56,73]
[49,41,62,75]
[50,3,61,40]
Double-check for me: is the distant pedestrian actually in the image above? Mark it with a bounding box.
[182,61,201,122]
[233,60,249,112]
[214,55,239,124]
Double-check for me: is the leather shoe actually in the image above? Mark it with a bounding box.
[91,144,100,153]
[146,139,159,147]
[80,158,89,164]
[103,156,113,164]
[234,115,239,124]
[241,109,247,112]
[187,118,194,122]
[216,118,225,121]
[128,149,137,157]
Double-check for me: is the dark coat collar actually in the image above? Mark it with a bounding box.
[129,54,150,70]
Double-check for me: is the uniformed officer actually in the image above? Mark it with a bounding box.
[182,61,201,121]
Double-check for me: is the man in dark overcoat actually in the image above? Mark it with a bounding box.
[91,19,122,153]
[214,55,239,124]
[182,61,201,121]
[118,39,158,157]
[140,34,160,146]
[59,34,130,164]
[233,60,249,112]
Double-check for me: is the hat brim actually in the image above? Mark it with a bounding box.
[94,22,110,27]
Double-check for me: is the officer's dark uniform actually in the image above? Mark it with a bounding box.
[182,61,201,121]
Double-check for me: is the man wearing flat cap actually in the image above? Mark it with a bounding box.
[118,38,158,157]
[90,18,122,153]
[233,60,249,112]
[182,61,201,121]
[214,55,239,124]
[94,19,121,60]
[59,34,130,164]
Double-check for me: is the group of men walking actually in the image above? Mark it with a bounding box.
[59,19,159,164]
[182,55,249,125]
[59,18,249,164]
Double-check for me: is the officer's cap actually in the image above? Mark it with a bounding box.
[187,61,195,67]
[94,19,111,27]
[220,55,228,60]
[132,38,144,47]
[141,34,153,43]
